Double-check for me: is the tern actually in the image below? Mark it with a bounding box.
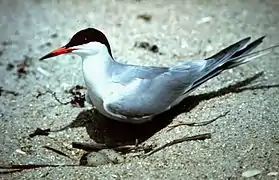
[40,28,278,123]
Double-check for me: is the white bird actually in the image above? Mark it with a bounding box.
[40,28,278,123]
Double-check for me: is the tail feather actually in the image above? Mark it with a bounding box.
[225,36,265,68]
[204,37,251,71]
[189,36,279,92]
[230,36,265,58]
[205,37,251,61]
[225,39,279,69]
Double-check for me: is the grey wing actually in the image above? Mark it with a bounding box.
[110,62,169,84]
[105,36,265,120]
[105,60,207,118]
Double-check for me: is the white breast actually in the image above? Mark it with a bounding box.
[80,45,115,111]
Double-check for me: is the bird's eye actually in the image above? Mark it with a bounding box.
[84,37,88,41]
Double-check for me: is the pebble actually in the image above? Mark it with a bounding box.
[242,169,262,178]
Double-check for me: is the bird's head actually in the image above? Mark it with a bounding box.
[39,28,112,60]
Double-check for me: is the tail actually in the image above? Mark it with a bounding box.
[191,36,279,90]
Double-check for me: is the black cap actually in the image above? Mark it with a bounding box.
[64,28,113,57]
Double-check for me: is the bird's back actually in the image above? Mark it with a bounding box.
[102,60,207,122]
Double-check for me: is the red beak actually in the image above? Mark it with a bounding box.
[39,47,74,60]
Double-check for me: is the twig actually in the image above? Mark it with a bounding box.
[42,146,72,159]
[168,111,229,131]
[47,90,70,105]
[36,87,85,107]
[29,128,50,138]
[145,133,211,156]
[0,169,23,174]
[0,164,80,174]
[35,89,70,105]
[114,144,153,153]
[72,142,153,153]
[72,142,108,151]
[0,86,19,96]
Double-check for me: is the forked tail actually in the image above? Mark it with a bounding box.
[191,36,279,90]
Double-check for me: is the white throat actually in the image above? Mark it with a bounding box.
[81,43,115,78]
[80,43,116,103]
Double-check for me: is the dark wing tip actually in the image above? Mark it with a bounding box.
[256,35,265,43]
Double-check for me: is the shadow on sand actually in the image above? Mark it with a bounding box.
[56,72,278,147]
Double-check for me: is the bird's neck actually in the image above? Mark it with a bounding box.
[81,45,117,86]
[82,45,116,70]
[81,46,118,102]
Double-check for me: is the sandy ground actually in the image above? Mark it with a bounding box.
[0,0,279,179]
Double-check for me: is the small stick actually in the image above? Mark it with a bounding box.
[168,111,229,131]
[42,146,72,159]
[145,133,211,156]
[29,128,50,138]
[36,89,70,105]
[47,90,70,105]
[0,164,81,174]
[72,142,153,153]
[0,87,18,96]
[72,142,108,151]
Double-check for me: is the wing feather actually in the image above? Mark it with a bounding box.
[104,60,207,118]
